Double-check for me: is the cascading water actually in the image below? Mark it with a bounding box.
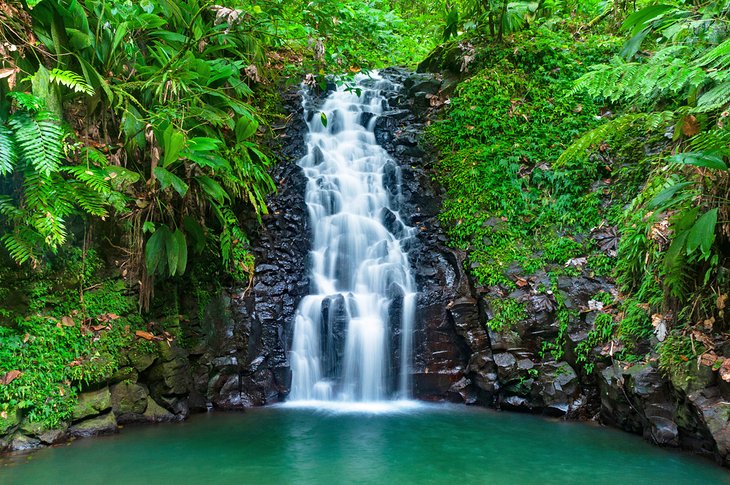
[288,72,417,404]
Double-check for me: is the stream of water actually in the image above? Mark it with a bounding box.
[2,405,727,484]
[289,72,416,403]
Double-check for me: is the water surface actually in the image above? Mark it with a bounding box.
[2,405,727,484]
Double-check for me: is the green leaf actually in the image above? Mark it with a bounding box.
[153,167,189,196]
[143,221,156,234]
[320,112,328,128]
[196,175,229,204]
[162,125,185,167]
[145,226,171,275]
[686,208,718,257]
[172,229,188,275]
[235,117,258,142]
[0,125,17,175]
[668,151,728,170]
[183,216,206,254]
[648,182,692,209]
[164,229,188,277]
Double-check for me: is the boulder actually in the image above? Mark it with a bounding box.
[69,412,117,438]
[72,387,112,421]
[111,381,149,416]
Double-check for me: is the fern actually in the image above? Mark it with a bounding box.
[48,68,95,96]
[0,125,17,175]
[555,113,646,167]
[8,111,65,176]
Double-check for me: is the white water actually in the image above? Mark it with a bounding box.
[288,72,417,404]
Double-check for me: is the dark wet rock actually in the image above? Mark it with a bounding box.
[10,433,41,451]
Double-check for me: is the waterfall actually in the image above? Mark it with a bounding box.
[288,72,417,403]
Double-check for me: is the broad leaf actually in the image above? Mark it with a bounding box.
[153,167,189,196]
[686,208,718,257]
[196,175,229,204]
[145,225,171,274]
[669,151,728,170]
[162,125,185,167]
[235,117,258,142]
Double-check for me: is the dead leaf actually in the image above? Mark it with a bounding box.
[703,317,716,330]
[135,330,157,341]
[61,316,75,327]
[700,353,720,367]
[90,324,110,332]
[681,115,699,137]
[23,333,30,343]
[0,370,23,385]
[718,294,727,310]
[515,277,529,288]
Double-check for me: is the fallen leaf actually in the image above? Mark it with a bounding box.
[700,353,720,367]
[61,316,75,327]
[135,330,157,341]
[0,370,23,385]
[515,277,529,288]
[703,317,716,330]
[681,115,699,137]
[718,294,727,310]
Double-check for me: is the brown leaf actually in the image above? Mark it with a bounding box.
[135,330,157,341]
[718,294,727,311]
[515,277,529,288]
[0,370,23,385]
[90,324,110,332]
[23,333,30,343]
[61,316,75,327]
[681,115,699,137]
[700,353,720,367]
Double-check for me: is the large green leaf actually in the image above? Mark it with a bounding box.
[668,151,728,170]
[153,167,189,196]
[686,208,718,258]
[235,117,259,142]
[162,125,185,167]
[145,225,171,275]
[165,228,188,276]
[196,175,229,204]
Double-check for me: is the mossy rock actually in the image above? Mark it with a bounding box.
[10,432,41,451]
[72,387,112,421]
[127,344,157,372]
[0,408,20,435]
[69,412,117,438]
[143,397,175,422]
[111,381,149,415]
[110,366,139,384]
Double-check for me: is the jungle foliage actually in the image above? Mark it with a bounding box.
[428,0,729,379]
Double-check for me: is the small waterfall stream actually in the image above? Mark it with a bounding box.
[288,72,417,403]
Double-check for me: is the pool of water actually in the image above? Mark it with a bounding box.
[1,404,727,484]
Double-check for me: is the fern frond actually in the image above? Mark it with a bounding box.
[6,92,45,112]
[0,195,21,220]
[8,111,65,176]
[1,231,38,265]
[48,68,95,96]
[694,81,730,113]
[62,165,112,194]
[0,124,17,175]
[689,126,730,152]
[556,113,647,167]
[697,37,730,70]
